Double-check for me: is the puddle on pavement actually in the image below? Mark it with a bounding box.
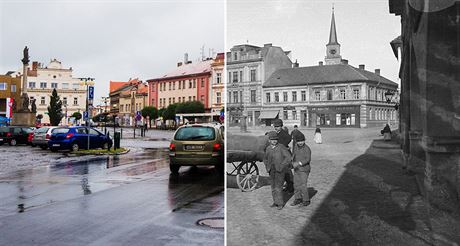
[122,159,169,176]
[196,217,224,229]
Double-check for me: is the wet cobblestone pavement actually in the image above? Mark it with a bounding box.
[227,127,460,246]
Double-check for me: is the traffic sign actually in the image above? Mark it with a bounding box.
[136,111,141,116]
[88,86,94,100]
[83,111,88,120]
[135,114,142,121]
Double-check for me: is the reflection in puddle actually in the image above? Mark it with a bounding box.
[123,159,169,176]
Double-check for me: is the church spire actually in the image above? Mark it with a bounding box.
[328,6,339,45]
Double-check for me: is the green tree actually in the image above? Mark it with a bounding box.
[141,106,158,128]
[175,101,205,114]
[158,108,166,123]
[93,112,109,122]
[162,104,178,126]
[47,88,63,126]
[72,112,82,121]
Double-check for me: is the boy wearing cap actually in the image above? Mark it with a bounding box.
[272,119,294,193]
[264,131,292,210]
[290,132,312,207]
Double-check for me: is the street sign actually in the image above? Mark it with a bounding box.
[135,114,142,121]
[83,111,88,120]
[88,86,94,100]
[136,111,141,116]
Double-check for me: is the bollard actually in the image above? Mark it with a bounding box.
[133,127,136,139]
[120,128,123,139]
[106,132,111,151]
[114,132,121,150]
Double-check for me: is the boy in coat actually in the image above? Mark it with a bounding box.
[264,131,292,210]
[290,132,312,207]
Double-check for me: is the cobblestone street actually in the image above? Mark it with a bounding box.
[227,127,460,245]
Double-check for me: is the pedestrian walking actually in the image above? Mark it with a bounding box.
[290,132,311,207]
[314,127,322,144]
[272,119,294,193]
[263,131,292,210]
[381,124,391,141]
[290,125,302,151]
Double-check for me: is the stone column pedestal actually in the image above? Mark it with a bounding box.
[12,112,35,126]
[421,136,460,214]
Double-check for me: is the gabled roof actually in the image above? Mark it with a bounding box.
[263,64,398,88]
[150,59,213,81]
[110,81,129,93]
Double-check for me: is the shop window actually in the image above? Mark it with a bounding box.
[336,114,341,125]
[283,110,288,120]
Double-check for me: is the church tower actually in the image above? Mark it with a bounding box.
[325,7,342,65]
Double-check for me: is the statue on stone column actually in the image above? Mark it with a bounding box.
[21,94,30,112]
[22,46,29,65]
[31,99,36,113]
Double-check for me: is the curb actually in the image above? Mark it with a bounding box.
[68,148,131,156]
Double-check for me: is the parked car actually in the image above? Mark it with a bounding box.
[168,123,225,175]
[0,126,34,146]
[31,126,57,150]
[48,126,113,152]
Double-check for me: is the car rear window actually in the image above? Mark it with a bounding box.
[52,128,70,134]
[35,127,49,133]
[174,127,215,141]
[22,128,33,133]
[0,127,9,133]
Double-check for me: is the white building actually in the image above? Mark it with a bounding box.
[210,52,224,115]
[23,59,88,124]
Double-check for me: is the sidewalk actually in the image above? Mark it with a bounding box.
[227,129,460,245]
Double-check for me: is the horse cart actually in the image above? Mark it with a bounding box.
[227,134,267,192]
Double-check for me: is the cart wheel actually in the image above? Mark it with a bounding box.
[236,161,259,192]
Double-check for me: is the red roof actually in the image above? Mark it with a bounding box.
[110,81,129,93]
[150,59,213,81]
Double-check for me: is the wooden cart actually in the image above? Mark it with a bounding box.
[227,150,264,192]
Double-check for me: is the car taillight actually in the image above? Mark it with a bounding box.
[213,143,222,152]
[46,134,51,139]
[6,132,11,137]
[66,133,74,139]
[169,143,176,151]
[28,133,34,140]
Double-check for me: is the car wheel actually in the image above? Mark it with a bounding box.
[40,145,48,150]
[102,142,109,150]
[170,165,180,175]
[9,139,17,146]
[71,143,79,152]
[50,147,58,152]
[30,143,37,147]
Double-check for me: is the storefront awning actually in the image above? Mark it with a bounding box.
[258,110,279,119]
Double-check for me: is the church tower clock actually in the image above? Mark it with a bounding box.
[325,7,342,65]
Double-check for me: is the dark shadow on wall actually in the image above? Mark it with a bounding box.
[297,139,460,245]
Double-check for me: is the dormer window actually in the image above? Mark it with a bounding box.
[233,52,237,61]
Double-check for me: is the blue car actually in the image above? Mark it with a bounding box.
[48,126,113,152]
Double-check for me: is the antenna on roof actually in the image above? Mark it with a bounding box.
[200,45,205,61]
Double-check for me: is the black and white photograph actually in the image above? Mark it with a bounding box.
[226,0,460,245]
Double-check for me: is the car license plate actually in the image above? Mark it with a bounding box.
[185,145,203,150]
[52,144,60,147]
[0,138,3,142]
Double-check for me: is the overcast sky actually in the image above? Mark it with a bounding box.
[227,0,401,86]
[0,0,224,105]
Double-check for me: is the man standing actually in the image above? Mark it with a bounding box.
[290,125,302,150]
[272,119,294,192]
[264,131,292,210]
[290,132,312,207]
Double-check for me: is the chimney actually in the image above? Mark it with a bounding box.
[264,43,272,47]
[319,61,323,66]
[184,53,188,64]
[293,60,299,68]
[32,61,38,71]
[341,59,348,65]
[374,69,380,75]
[359,64,365,69]
[177,62,183,67]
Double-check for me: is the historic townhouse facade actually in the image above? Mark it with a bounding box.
[24,59,88,124]
[0,74,21,120]
[262,9,398,128]
[226,44,292,126]
[147,56,213,110]
[210,53,224,114]
[109,78,148,126]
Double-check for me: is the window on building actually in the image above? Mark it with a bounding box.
[232,71,238,83]
[266,92,271,103]
[169,98,171,105]
[301,91,306,101]
[50,82,57,89]
[228,72,232,83]
[182,80,185,89]
[283,110,288,120]
[201,78,205,87]
[11,84,16,92]
[72,83,79,89]
[315,91,321,100]
[189,96,192,101]
[40,82,47,88]
[239,71,243,82]
[29,96,34,103]
[250,69,256,82]
[250,90,256,103]
[233,52,237,61]
[0,83,6,90]
[62,83,69,89]
[191,79,195,88]
[39,97,45,105]
[340,89,346,99]
[29,82,36,88]
[200,95,205,102]
[178,97,181,103]
[292,91,297,102]
[216,73,222,84]
[189,80,192,88]
[169,82,171,90]
[193,96,196,101]
[353,89,360,99]
[274,92,279,102]
[239,91,243,103]
[215,92,221,104]
[233,91,238,103]
[178,80,181,89]
[172,82,175,90]
[172,98,175,103]
[327,89,333,100]
[182,96,185,102]
[292,110,297,120]
[63,97,67,105]
[283,92,288,102]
